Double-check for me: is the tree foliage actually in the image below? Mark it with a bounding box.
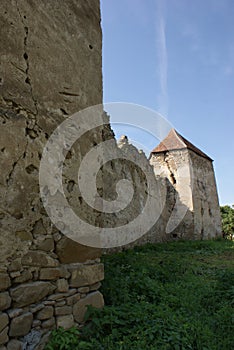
[220,205,234,236]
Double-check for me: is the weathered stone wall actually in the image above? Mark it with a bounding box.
[102,136,221,255]
[188,150,221,239]
[102,139,195,252]
[150,149,194,240]
[101,136,166,249]
[0,0,222,347]
[0,0,103,264]
[0,262,104,348]
[0,0,105,347]
[149,149,221,240]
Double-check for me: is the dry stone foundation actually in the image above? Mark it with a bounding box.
[0,261,104,348]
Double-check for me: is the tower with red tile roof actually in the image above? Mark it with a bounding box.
[149,129,221,240]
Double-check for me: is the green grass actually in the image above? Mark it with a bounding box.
[46,239,234,349]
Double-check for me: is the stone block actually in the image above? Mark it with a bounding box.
[6,339,23,350]
[56,279,69,293]
[37,238,54,252]
[8,261,22,273]
[0,274,11,292]
[10,282,56,307]
[7,309,23,319]
[78,287,89,293]
[22,251,58,267]
[66,293,81,306]
[40,267,70,280]
[13,270,32,284]
[54,306,72,316]
[15,231,33,241]
[0,293,11,312]
[89,282,101,291]
[41,317,55,329]
[56,237,101,263]
[36,306,54,320]
[55,300,66,307]
[32,320,41,328]
[32,220,47,236]
[47,293,68,301]
[56,315,74,330]
[0,326,8,345]
[0,314,8,333]
[68,289,77,296]
[73,291,104,323]
[69,264,104,288]
[9,312,33,337]
[9,272,20,279]
[43,301,55,306]
[30,304,44,314]
[53,232,62,242]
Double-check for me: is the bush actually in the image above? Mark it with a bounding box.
[220,205,234,238]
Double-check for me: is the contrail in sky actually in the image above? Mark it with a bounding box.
[156,0,168,118]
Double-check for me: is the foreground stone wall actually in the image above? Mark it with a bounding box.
[0,0,105,347]
[0,261,104,348]
[0,0,103,264]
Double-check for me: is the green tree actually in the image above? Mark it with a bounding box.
[220,205,234,236]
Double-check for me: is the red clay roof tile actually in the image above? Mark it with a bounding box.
[151,129,213,161]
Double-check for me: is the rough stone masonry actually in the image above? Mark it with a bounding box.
[0,0,222,348]
[0,1,105,348]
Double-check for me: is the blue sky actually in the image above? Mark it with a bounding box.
[101,0,234,206]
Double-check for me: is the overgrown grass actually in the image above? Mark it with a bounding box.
[46,239,234,349]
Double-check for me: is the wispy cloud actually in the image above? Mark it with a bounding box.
[155,0,168,118]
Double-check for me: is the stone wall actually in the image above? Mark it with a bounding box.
[188,150,221,239]
[101,136,166,249]
[0,0,222,347]
[0,261,104,348]
[150,148,221,240]
[102,138,195,252]
[150,149,195,240]
[0,0,105,347]
[0,0,103,264]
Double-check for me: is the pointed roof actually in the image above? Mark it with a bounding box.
[151,129,213,161]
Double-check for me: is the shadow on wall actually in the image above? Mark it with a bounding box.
[103,176,194,254]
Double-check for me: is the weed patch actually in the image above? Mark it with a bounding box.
[46,240,234,349]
